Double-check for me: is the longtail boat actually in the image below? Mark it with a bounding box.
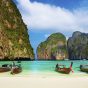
[0,64,11,73]
[0,67,10,73]
[55,62,73,74]
[80,65,88,73]
[11,65,22,75]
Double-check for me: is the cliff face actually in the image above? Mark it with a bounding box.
[37,33,68,60]
[0,0,34,60]
[67,31,88,60]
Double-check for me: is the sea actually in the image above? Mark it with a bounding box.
[0,60,88,77]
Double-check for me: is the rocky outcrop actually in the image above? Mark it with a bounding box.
[37,33,68,60]
[67,31,88,60]
[0,0,34,60]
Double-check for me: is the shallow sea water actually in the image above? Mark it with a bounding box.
[0,60,88,77]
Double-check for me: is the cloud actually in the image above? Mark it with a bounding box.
[15,0,88,33]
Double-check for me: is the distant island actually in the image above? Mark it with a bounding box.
[0,0,88,61]
[37,31,88,60]
[37,33,68,60]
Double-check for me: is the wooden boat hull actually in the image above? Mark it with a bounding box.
[0,67,10,73]
[11,67,22,75]
[80,65,88,73]
[55,68,71,74]
[55,62,73,74]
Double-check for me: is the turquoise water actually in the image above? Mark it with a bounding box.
[0,60,88,76]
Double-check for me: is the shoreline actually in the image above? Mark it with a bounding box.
[0,71,88,78]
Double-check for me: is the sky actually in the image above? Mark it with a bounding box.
[13,0,88,56]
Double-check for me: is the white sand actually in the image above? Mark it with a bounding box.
[0,76,88,88]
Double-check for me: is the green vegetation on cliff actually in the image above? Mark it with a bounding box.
[0,0,34,60]
[37,33,68,60]
[67,31,88,60]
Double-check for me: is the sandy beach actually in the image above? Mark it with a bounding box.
[0,61,88,88]
[0,76,88,88]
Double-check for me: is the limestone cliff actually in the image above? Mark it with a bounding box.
[37,33,68,60]
[0,0,34,60]
[67,31,88,60]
